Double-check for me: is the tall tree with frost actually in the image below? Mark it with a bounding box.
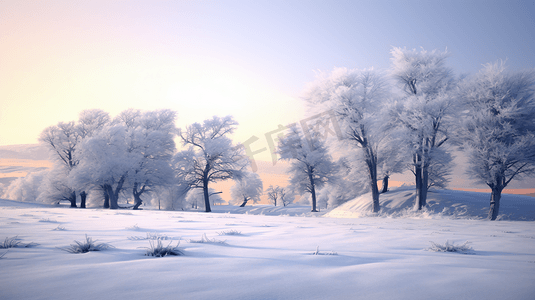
[390,47,456,210]
[304,68,391,212]
[113,109,177,210]
[458,62,535,220]
[39,121,80,207]
[230,172,263,207]
[278,126,336,212]
[174,116,247,212]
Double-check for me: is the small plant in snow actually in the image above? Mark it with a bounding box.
[1,236,39,248]
[427,240,473,254]
[58,235,114,253]
[311,246,337,256]
[125,224,140,230]
[217,229,242,236]
[39,218,58,223]
[143,240,183,257]
[52,225,66,231]
[189,233,227,244]
[0,250,7,259]
[128,233,171,241]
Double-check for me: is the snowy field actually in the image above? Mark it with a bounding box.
[1,188,535,300]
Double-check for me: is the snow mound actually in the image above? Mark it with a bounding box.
[325,186,535,221]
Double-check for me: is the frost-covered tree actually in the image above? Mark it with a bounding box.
[265,185,280,206]
[278,186,294,207]
[71,109,177,209]
[390,47,456,210]
[113,109,177,210]
[70,125,131,209]
[230,172,263,207]
[278,126,337,212]
[174,116,247,212]
[458,62,535,220]
[2,170,48,202]
[304,68,392,212]
[39,121,80,207]
[38,109,111,208]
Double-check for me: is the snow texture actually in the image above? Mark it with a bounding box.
[1,187,534,300]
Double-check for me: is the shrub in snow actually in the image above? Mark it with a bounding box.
[311,246,337,256]
[59,235,114,253]
[144,240,183,257]
[427,240,473,254]
[128,233,171,241]
[125,224,140,230]
[39,218,58,223]
[52,225,66,231]
[0,236,39,248]
[217,229,242,236]
[189,233,227,244]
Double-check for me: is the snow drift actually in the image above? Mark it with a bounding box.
[326,186,535,221]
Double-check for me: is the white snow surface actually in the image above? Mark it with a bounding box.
[1,187,534,300]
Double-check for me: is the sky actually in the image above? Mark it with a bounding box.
[1,0,535,163]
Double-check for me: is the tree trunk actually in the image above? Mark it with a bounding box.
[133,193,143,210]
[69,191,77,208]
[365,154,380,213]
[307,168,318,212]
[414,154,424,210]
[133,183,145,210]
[239,196,248,207]
[421,161,429,208]
[488,187,503,221]
[80,191,87,209]
[380,175,389,193]
[103,189,110,208]
[203,180,211,212]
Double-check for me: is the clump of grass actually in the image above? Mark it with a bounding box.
[128,232,171,241]
[189,233,227,245]
[52,225,66,231]
[39,218,58,223]
[143,240,183,257]
[0,236,39,248]
[427,240,473,254]
[217,229,242,236]
[58,235,114,253]
[311,246,337,256]
[125,224,140,230]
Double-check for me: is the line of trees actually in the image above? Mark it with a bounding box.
[2,47,534,220]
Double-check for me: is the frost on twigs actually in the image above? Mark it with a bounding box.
[217,229,242,236]
[0,236,39,248]
[58,235,114,253]
[128,232,171,241]
[427,240,473,254]
[143,240,183,257]
[189,233,227,245]
[310,246,337,256]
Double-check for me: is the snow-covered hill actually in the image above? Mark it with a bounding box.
[326,186,535,221]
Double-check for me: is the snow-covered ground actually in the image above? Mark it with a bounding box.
[1,187,534,300]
